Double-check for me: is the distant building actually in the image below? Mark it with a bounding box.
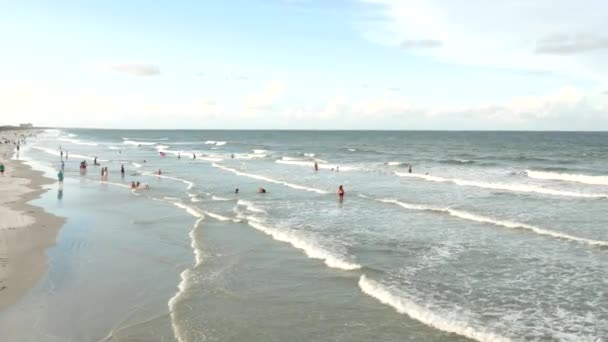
[19,123,33,128]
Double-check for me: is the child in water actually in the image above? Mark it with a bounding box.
[338,185,344,201]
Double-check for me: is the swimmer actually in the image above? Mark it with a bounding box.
[338,185,344,201]
[235,188,239,194]
[231,153,235,159]
[258,187,267,193]
[131,181,136,189]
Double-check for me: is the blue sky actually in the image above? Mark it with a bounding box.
[1,0,607,129]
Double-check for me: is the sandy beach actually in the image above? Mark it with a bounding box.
[0,129,64,310]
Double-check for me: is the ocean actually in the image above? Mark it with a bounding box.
[8,129,608,341]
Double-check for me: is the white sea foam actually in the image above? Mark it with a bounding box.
[67,133,78,138]
[143,172,195,190]
[58,137,99,146]
[202,210,240,222]
[395,172,608,199]
[132,162,143,168]
[369,196,608,247]
[526,170,608,186]
[156,145,170,151]
[237,200,267,213]
[32,146,107,162]
[204,140,227,146]
[358,275,511,342]
[253,149,268,154]
[276,158,358,171]
[123,140,156,146]
[211,195,230,201]
[234,153,266,160]
[304,153,316,157]
[246,219,361,270]
[386,161,406,166]
[212,163,329,194]
[168,205,204,342]
[108,146,122,150]
[173,202,203,219]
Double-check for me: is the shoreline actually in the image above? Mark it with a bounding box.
[0,130,65,310]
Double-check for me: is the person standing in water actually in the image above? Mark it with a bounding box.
[65,151,68,160]
[61,161,65,171]
[314,162,319,171]
[120,164,125,178]
[0,162,5,176]
[193,153,196,160]
[408,164,412,173]
[178,153,181,159]
[338,185,345,201]
[58,169,64,189]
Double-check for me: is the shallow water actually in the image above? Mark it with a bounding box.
[4,129,607,341]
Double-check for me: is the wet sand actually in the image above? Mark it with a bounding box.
[0,130,64,310]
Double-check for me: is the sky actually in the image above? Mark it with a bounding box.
[1,0,607,130]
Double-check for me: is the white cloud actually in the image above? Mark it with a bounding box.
[356,0,608,84]
[244,80,286,109]
[100,63,161,76]
[535,33,608,54]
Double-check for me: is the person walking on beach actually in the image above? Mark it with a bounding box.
[0,163,5,176]
[58,170,64,189]
[121,164,125,178]
[338,185,345,201]
[61,161,65,171]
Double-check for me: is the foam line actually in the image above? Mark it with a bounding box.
[142,172,195,190]
[245,219,361,270]
[168,207,204,342]
[358,275,511,342]
[32,146,108,162]
[123,140,156,146]
[212,163,328,194]
[396,172,608,198]
[526,170,608,186]
[58,137,99,146]
[366,196,608,247]
[276,158,358,171]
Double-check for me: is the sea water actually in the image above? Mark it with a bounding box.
[9,129,608,341]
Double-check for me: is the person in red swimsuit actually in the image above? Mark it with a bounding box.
[338,185,344,201]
